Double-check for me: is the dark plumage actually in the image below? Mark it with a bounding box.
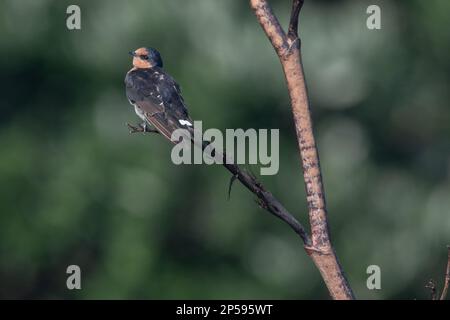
[125,47,193,142]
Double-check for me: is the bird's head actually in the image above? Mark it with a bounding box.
[129,47,163,69]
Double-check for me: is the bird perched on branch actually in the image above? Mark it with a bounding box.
[125,47,250,199]
[125,47,194,142]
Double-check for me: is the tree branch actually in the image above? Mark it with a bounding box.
[129,125,311,245]
[221,160,311,245]
[250,0,354,299]
[287,0,304,40]
[251,0,289,57]
[440,245,450,300]
[131,0,354,299]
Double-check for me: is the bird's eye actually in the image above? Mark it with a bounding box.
[141,55,149,60]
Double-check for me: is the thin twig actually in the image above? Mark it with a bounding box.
[287,0,304,40]
[221,160,310,245]
[204,142,311,245]
[198,137,311,244]
[227,174,238,201]
[129,122,312,245]
[440,246,450,300]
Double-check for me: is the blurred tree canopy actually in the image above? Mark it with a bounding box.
[0,0,449,299]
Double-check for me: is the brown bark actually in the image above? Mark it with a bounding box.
[250,0,354,299]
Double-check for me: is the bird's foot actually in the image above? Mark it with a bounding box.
[126,122,159,134]
[127,122,144,133]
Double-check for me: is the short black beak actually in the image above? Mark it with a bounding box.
[129,51,136,57]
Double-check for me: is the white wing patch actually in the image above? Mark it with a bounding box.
[179,119,192,126]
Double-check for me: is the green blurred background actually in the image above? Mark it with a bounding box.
[0,0,449,299]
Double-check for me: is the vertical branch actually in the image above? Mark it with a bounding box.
[250,0,354,299]
[250,0,289,57]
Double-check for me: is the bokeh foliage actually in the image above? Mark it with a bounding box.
[0,0,449,299]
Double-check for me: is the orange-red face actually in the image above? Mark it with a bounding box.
[130,47,152,69]
[129,47,163,69]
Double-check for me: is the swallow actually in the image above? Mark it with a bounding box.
[125,48,240,199]
[125,47,194,142]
